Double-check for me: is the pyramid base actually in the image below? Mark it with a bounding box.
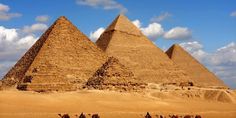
[87,81,147,92]
[17,83,84,92]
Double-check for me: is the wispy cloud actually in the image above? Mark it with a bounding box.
[35,15,50,22]
[76,0,127,13]
[0,3,21,21]
[164,27,192,40]
[150,12,172,23]
[22,23,48,34]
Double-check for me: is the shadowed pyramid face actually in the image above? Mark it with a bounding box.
[96,15,192,84]
[2,16,108,91]
[166,44,227,87]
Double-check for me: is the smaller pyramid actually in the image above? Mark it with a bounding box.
[166,44,227,87]
[86,57,146,91]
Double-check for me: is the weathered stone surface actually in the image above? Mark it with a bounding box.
[87,57,146,91]
[2,16,108,91]
[166,44,227,87]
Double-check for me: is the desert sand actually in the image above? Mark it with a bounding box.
[1,87,236,118]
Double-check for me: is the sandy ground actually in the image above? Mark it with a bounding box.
[0,90,236,118]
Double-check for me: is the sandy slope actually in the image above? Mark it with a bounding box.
[0,90,235,118]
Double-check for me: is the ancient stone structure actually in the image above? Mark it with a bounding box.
[166,44,226,87]
[96,14,192,84]
[0,15,227,91]
[2,16,108,91]
[87,57,146,91]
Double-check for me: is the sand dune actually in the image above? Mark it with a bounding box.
[0,89,235,118]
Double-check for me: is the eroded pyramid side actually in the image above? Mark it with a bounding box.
[86,57,146,91]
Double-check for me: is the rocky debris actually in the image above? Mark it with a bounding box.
[145,112,152,118]
[195,115,201,118]
[179,82,194,87]
[86,57,147,91]
[0,78,17,90]
[183,115,193,118]
[58,113,70,118]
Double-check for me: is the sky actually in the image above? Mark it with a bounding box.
[0,0,236,88]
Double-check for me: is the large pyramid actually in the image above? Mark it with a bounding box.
[166,44,226,87]
[96,14,192,85]
[1,16,108,91]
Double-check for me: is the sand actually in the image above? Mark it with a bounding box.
[0,89,235,118]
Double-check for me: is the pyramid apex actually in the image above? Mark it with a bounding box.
[46,16,79,34]
[116,14,127,19]
[166,44,182,58]
[104,14,142,36]
[171,44,181,48]
[55,16,70,22]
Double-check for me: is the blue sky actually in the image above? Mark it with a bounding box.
[0,0,236,88]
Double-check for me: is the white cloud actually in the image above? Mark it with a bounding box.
[150,12,172,22]
[132,19,141,28]
[0,26,37,78]
[0,3,21,21]
[0,26,37,53]
[230,11,236,17]
[89,27,105,42]
[164,27,192,40]
[180,41,236,88]
[209,42,236,65]
[22,23,48,34]
[35,15,50,22]
[140,23,164,41]
[76,0,127,13]
[0,26,18,42]
[180,41,206,61]
[132,20,191,41]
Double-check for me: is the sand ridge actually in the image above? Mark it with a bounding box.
[0,90,235,118]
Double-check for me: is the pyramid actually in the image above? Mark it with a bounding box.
[166,44,227,87]
[87,57,146,91]
[96,14,192,85]
[1,16,108,91]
